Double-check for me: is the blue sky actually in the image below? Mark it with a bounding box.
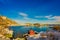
[0,0,60,24]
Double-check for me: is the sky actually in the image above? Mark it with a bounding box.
[0,0,60,24]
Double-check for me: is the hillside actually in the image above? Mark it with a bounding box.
[0,16,19,26]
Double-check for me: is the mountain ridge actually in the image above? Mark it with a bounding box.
[0,16,19,26]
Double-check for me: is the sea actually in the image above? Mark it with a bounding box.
[9,26,52,38]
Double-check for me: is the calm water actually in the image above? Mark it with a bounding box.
[9,26,51,38]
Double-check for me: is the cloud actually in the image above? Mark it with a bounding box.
[52,16,60,22]
[13,18,60,24]
[45,15,52,19]
[35,16,43,18]
[23,17,31,20]
[35,15,52,18]
[19,12,28,17]
[53,16,60,19]
[44,16,60,23]
[35,15,53,20]
[13,13,60,24]
[14,19,27,24]
[45,16,60,23]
